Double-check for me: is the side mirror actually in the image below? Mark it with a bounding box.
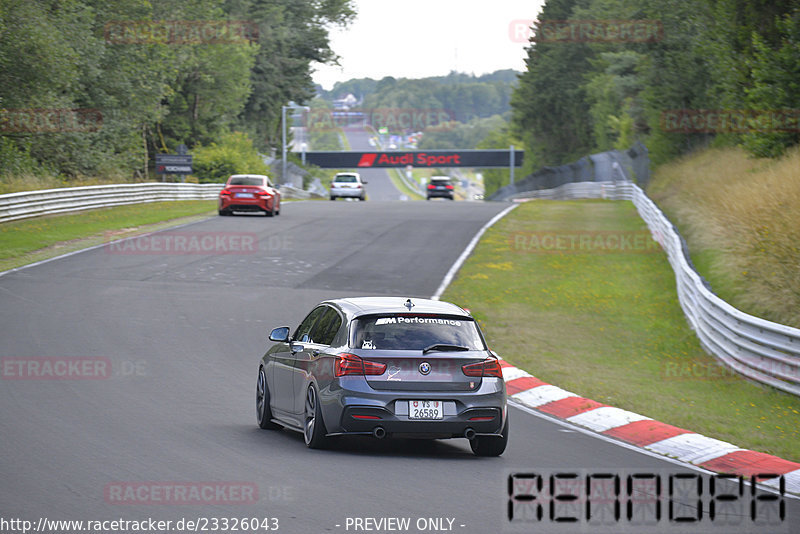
[269,326,290,343]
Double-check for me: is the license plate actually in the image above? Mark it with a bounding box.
[408,400,443,420]
[235,193,254,198]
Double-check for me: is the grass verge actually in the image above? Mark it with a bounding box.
[0,201,215,272]
[390,169,425,200]
[442,199,800,461]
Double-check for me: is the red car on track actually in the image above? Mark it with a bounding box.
[218,174,281,217]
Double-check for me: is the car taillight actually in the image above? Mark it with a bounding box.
[335,353,386,377]
[427,184,435,189]
[462,359,503,379]
[256,190,271,196]
[446,185,454,190]
[220,189,231,195]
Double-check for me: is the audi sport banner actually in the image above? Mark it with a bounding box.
[303,150,524,169]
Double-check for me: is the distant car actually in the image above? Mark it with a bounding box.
[256,297,508,456]
[330,172,367,201]
[427,176,454,200]
[219,174,281,217]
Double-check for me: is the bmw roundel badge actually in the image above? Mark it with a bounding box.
[419,362,431,375]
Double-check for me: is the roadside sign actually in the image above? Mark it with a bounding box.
[155,153,193,174]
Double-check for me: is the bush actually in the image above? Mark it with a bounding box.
[191,132,268,183]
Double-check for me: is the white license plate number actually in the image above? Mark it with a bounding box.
[409,400,443,420]
[235,193,254,198]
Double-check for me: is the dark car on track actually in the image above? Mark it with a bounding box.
[256,297,508,455]
[426,176,455,200]
[218,174,281,217]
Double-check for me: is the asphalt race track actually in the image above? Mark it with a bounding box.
[1,201,796,533]
[340,126,408,201]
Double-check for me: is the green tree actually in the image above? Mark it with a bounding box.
[511,0,594,173]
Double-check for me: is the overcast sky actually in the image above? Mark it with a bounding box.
[312,0,546,90]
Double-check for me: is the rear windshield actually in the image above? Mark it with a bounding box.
[334,175,358,183]
[430,177,450,184]
[351,314,486,351]
[229,177,265,186]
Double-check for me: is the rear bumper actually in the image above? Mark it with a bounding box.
[219,196,273,212]
[427,190,454,199]
[321,377,507,439]
[330,188,364,198]
[337,405,504,438]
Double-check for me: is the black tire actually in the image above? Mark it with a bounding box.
[256,367,281,430]
[218,209,230,216]
[470,416,508,456]
[265,203,275,217]
[330,196,336,201]
[359,195,366,201]
[303,384,328,449]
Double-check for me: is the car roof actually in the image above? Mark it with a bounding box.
[430,176,450,181]
[324,297,471,319]
[229,174,268,180]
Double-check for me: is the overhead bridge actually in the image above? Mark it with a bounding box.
[303,150,524,169]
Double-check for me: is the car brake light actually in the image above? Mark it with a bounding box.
[220,189,231,195]
[462,359,503,379]
[427,184,435,189]
[335,353,386,377]
[446,185,454,189]
[256,190,271,196]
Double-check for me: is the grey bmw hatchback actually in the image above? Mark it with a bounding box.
[256,297,508,456]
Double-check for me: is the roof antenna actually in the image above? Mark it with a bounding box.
[404,298,414,311]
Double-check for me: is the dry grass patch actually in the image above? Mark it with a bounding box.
[649,146,800,327]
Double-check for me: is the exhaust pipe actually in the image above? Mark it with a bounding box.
[464,428,476,440]
[373,427,386,439]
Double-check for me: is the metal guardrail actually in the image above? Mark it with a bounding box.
[0,183,224,223]
[503,180,800,397]
[0,182,323,223]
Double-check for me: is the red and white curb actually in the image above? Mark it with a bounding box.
[500,360,800,495]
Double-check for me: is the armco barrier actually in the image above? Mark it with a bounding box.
[504,180,800,397]
[0,183,224,223]
[0,182,322,223]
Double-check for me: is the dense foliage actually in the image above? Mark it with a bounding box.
[511,0,800,171]
[0,0,354,181]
